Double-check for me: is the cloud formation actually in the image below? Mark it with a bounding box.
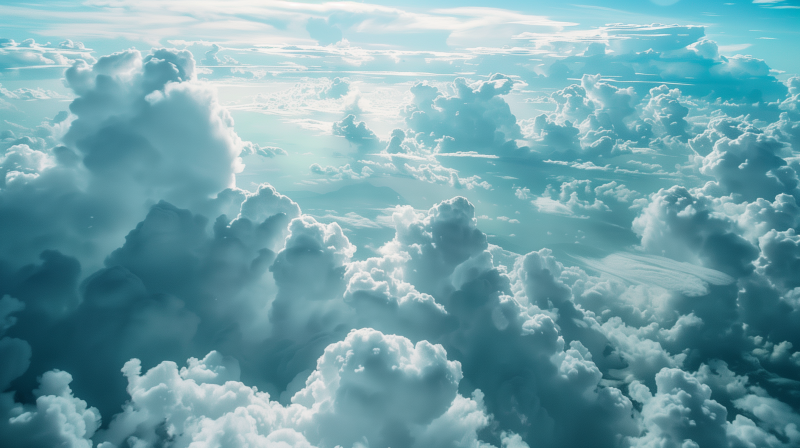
[2,6,800,448]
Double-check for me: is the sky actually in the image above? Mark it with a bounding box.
[1,1,800,447]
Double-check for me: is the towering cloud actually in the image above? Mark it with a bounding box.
[0,48,250,272]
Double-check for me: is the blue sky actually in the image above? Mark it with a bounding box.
[1,1,800,448]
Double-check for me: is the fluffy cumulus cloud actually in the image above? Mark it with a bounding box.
[0,38,94,71]
[532,179,612,218]
[3,5,800,448]
[0,47,256,273]
[698,131,798,202]
[91,329,507,448]
[527,24,788,101]
[63,48,245,206]
[403,75,527,155]
[526,74,679,160]
[632,186,760,276]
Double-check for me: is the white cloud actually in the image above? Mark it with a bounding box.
[3,370,100,448]
[532,179,610,218]
[575,252,734,297]
[632,186,760,276]
[2,6,800,448]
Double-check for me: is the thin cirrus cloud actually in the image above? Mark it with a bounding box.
[574,252,735,297]
[0,1,574,46]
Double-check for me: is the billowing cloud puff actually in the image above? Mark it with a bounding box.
[0,38,94,71]
[344,255,450,342]
[238,182,302,227]
[91,329,513,448]
[0,47,252,270]
[402,163,491,190]
[1,187,300,416]
[645,85,690,138]
[730,193,800,244]
[699,132,798,202]
[381,197,488,295]
[633,186,759,277]
[756,229,800,291]
[203,43,239,66]
[630,367,800,448]
[310,162,373,180]
[531,75,669,160]
[271,216,354,301]
[0,83,65,101]
[404,74,527,155]
[689,115,759,157]
[63,48,245,207]
[2,370,101,448]
[528,25,787,101]
[293,328,463,447]
[332,114,380,154]
[631,368,732,447]
[532,179,612,218]
[527,113,581,156]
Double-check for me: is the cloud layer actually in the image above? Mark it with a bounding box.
[1,6,800,447]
